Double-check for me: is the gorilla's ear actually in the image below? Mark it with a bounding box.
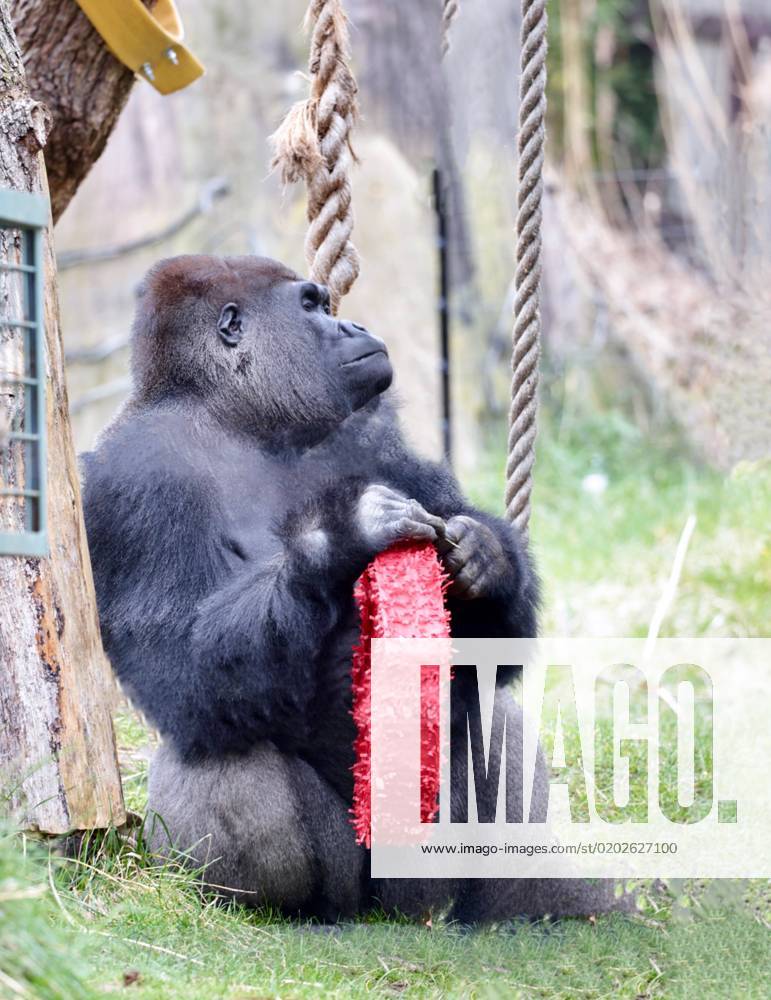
[218,303,243,347]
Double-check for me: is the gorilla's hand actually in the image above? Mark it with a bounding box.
[357,484,445,553]
[436,515,508,600]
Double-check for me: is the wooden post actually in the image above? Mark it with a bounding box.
[0,0,125,833]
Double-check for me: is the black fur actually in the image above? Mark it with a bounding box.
[83,255,630,923]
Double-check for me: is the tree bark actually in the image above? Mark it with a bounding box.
[0,0,125,833]
[11,0,152,223]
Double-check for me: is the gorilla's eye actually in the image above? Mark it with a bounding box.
[301,283,318,312]
[301,282,332,315]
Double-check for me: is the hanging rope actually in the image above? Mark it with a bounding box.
[271,0,360,314]
[441,0,460,58]
[505,0,548,536]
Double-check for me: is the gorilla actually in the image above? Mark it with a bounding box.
[82,255,630,924]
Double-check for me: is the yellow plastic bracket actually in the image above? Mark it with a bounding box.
[74,0,205,95]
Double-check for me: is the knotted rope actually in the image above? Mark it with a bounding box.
[271,0,359,314]
[441,0,460,58]
[505,0,548,537]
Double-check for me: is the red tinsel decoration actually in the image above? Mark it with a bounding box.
[351,542,451,847]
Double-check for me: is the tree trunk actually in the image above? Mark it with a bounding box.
[11,0,152,223]
[0,0,125,833]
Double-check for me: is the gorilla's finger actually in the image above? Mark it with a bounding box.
[379,500,412,515]
[435,534,460,554]
[452,558,489,597]
[439,546,464,574]
[442,520,474,550]
[445,541,480,571]
[446,515,474,536]
[442,526,460,548]
[444,552,487,596]
[449,569,476,599]
[373,484,405,499]
[394,518,438,542]
[407,500,446,534]
[381,499,421,517]
[366,484,407,507]
[462,566,490,599]
[460,554,484,580]
[435,519,466,553]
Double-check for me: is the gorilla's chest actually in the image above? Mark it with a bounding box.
[209,438,365,564]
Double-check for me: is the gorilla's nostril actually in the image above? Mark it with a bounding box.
[339,320,370,337]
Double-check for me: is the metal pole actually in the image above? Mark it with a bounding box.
[432,167,452,463]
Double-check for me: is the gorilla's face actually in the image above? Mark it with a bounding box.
[131,255,394,438]
[278,279,392,413]
[220,274,394,433]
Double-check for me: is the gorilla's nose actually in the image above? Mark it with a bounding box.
[339,320,370,337]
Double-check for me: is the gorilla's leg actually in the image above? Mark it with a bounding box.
[147,743,364,920]
[368,874,458,921]
[450,875,636,925]
[447,688,636,925]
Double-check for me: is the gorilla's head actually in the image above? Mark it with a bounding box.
[131,255,392,435]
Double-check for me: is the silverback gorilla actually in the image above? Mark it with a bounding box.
[82,256,630,924]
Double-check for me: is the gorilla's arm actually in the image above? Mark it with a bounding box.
[84,436,410,759]
[179,474,451,755]
[377,452,539,639]
[85,438,348,759]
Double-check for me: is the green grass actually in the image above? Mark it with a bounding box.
[113,708,158,816]
[469,410,770,638]
[64,906,771,998]
[4,833,769,999]
[2,408,769,998]
[0,827,93,999]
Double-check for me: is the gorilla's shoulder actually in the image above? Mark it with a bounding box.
[84,405,205,485]
[82,406,222,564]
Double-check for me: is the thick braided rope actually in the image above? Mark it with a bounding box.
[271,0,359,314]
[304,0,359,311]
[505,0,548,536]
[441,0,460,58]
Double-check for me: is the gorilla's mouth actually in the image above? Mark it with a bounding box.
[341,348,388,368]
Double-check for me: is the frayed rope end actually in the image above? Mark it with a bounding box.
[269,99,322,186]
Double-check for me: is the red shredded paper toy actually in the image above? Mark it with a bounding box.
[351,541,451,847]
